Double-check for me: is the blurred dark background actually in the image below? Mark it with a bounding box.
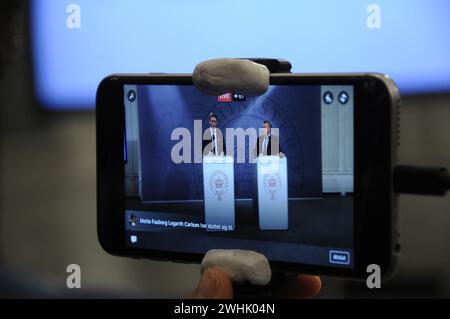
[1,1,449,298]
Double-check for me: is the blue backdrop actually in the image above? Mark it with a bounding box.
[137,85,322,201]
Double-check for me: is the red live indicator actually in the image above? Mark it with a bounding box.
[217,92,232,102]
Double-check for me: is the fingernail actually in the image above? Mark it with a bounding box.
[198,270,220,298]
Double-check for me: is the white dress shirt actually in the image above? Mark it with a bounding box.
[262,133,271,155]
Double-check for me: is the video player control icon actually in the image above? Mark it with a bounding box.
[323,91,334,105]
[127,90,136,102]
[338,91,349,105]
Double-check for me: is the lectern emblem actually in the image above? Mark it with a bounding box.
[209,170,229,201]
[263,173,282,200]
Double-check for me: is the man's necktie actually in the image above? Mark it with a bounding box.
[212,130,216,155]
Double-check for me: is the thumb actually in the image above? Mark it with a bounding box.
[188,267,233,299]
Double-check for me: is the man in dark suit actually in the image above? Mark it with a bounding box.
[255,120,284,157]
[203,112,226,156]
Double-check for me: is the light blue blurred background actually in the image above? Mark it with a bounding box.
[31,0,450,109]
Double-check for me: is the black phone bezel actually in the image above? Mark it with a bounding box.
[96,73,400,280]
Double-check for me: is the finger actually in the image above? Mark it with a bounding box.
[275,275,322,299]
[188,267,234,299]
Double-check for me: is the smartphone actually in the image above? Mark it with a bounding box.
[96,73,401,281]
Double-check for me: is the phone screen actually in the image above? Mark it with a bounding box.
[123,84,354,268]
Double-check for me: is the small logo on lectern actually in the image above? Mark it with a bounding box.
[263,173,281,200]
[209,170,229,201]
